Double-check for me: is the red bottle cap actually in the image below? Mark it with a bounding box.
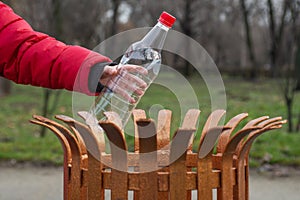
[159,11,176,28]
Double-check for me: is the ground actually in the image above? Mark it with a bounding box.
[0,163,299,200]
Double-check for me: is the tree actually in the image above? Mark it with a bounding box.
[39,0,63,137]
[270,0,299,132]
[266,0,288,77]
[110,0,121,35]
[240,0,258,79]
[288,0,300,131]
[176,0,196,76]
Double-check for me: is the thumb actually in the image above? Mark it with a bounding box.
[103,65,118,77]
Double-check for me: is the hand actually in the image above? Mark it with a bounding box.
[99,64,148,103]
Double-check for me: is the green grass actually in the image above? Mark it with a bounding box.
[1,74,300,167]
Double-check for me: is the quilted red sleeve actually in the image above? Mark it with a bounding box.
[0,2,111,95]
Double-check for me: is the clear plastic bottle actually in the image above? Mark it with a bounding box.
[90,11,176,128]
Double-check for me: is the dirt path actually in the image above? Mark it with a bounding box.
[0,165,299,200]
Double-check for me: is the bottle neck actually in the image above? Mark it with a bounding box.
[140,21,170,51]
[156,21,170,31]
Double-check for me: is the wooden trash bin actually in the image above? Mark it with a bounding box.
[31,109,286,200]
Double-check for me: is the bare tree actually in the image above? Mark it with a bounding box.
[110,0,121,35]
[287,0,300,131]
[271,0,300,132]
[240,0,258,79]
[267,0,288,77]
[39,0,63,137]
[176,0,197,76]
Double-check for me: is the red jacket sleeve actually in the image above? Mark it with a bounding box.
[0,2,112,95]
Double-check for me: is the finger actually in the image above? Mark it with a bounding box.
[99,65,118,85]
[106,80,136,103]
[103,65,118,77]
[112,76,145,95]
[119,71,148,88]
[119,64,148,75]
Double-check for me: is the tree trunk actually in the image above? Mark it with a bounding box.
[0,77,11,97]
[39,0,63,137]
[286,97,293,132]
[40,89,61,137]
[178,0,194,77]
[51,0,63,40]
[240,0,257,79]
[111,0,121,35]
[267,0,288,77]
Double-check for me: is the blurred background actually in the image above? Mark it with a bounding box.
[0,0,300,169]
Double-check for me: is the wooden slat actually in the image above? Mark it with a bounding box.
[70,119,104,200]
[182,109,201,200]
[156,109,172,200]
[100,121,128,200]
[102,170,222,192]
[137,119,158,200]
[77,111,106,152]
[243,116,270,129]
[169,129,194,200]
[55,115,90,200]
[199,109,227,200]
[157,109,172,150]
[132,109,147,199]
[217,113,248,154]
[183,110,200,200]
[182,109,201,130]
[235,120,286,200]
[197,126,228,200]
[221,127,258,200]
[200,109,226,143]
[104,111,123,130]
[199,126,230,159]
[49,124,84,200]
[132,109,147,153]
[87,155,104,200]
[30,119,74,200]
[101,152,200,168]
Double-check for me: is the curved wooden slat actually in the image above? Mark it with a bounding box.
[67,114,105,200]
[200,109,226,142]
[55,115,89,200]
[136,119,158,200]
[221,127,259,200]
[197,126,230,200]
[169,128,195,200]
[242,116,270,129]
[30,119,73,200]
[132,109,147,199]
[181,109,200,200]
[235,120,286,200]
[104,111,123,130]
[182,109,201,130]
[55,115,88,155]
[100,121,128,200]
[235,117,283,156]
[32,115,86,200]
[199,126,231,159]
[181,109,201,152]
[132,109,147,153]
[217,113,248,154]
[157,109,172,200]
[77,111,106,153]
[157,109,172,150]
